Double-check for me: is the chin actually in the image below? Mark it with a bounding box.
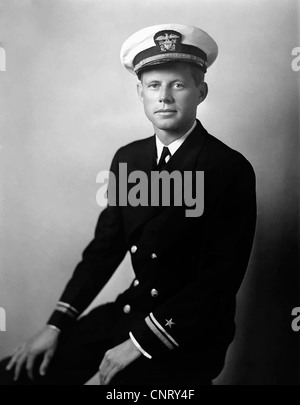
[154,118,180,131]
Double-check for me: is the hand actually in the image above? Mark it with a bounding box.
[99,338,141,385]
[6,325,60,381]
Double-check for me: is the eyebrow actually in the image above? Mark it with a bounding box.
[144,78,184,84]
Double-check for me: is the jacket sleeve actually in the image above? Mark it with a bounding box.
[47,150,127,331]
[130,154,257,358]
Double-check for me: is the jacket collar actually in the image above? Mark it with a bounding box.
[155,120,197,163]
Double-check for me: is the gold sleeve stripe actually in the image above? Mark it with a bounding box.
[56,306,77,319]
[149,312,179,347]
[57,302,79,316]
[145,316,174,350]
[47,324,61,333]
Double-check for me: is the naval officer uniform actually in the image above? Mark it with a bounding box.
[0,24,256,385]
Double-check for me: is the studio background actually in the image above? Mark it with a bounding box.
[0,0,299,384]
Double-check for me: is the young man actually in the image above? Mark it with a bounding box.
[0,24,256,385]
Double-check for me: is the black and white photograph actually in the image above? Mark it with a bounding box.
[0,0,299,386]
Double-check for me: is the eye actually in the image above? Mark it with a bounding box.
[148,83,160,89]
[173,82,184,89]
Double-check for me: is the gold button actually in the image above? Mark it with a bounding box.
[133,279,139,287]
[151,288,158,297]
[131,245,137,254]
[123,304,131,314]
[151,253,157,259]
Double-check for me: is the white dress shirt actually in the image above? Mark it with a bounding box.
[155,120,197,165]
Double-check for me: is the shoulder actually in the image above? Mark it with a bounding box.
[202,133,255,177]
[116,136,154,158]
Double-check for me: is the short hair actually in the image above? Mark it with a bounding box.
[189,64,205,87]
[138,62,205,87]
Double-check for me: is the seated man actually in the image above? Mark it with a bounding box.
[0,23,256,385]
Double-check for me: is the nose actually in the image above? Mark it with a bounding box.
[159,86,174,104]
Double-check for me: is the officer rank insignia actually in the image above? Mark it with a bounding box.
[165,318,175,328]
[154,30,182,53]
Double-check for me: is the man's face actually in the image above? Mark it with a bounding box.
[137,63,207,135]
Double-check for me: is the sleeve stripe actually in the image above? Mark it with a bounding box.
[129,332,152,359]
[56,305,78,319]
[149,312,179,348]
[57,302,79,316]
[47,324,61,333]
[145,316,174,350]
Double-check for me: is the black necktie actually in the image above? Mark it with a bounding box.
[157,146,171,171]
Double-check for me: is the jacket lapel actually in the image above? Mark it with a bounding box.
[123,120,208,239]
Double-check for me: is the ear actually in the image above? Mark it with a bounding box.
[137,81,144,102]
[197,82,208,105]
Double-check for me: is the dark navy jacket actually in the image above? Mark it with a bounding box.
[48,120,256,378]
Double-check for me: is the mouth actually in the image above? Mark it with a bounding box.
[155,109,177,114]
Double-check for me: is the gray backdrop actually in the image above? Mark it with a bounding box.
[0,0,299,384]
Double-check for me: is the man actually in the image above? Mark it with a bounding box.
[0,23,256,385]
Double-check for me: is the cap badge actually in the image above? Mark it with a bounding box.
[154,30,182,53]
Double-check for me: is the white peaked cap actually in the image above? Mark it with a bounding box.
[120,23,218,75]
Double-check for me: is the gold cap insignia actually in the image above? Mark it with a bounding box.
[154,30,182,53]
